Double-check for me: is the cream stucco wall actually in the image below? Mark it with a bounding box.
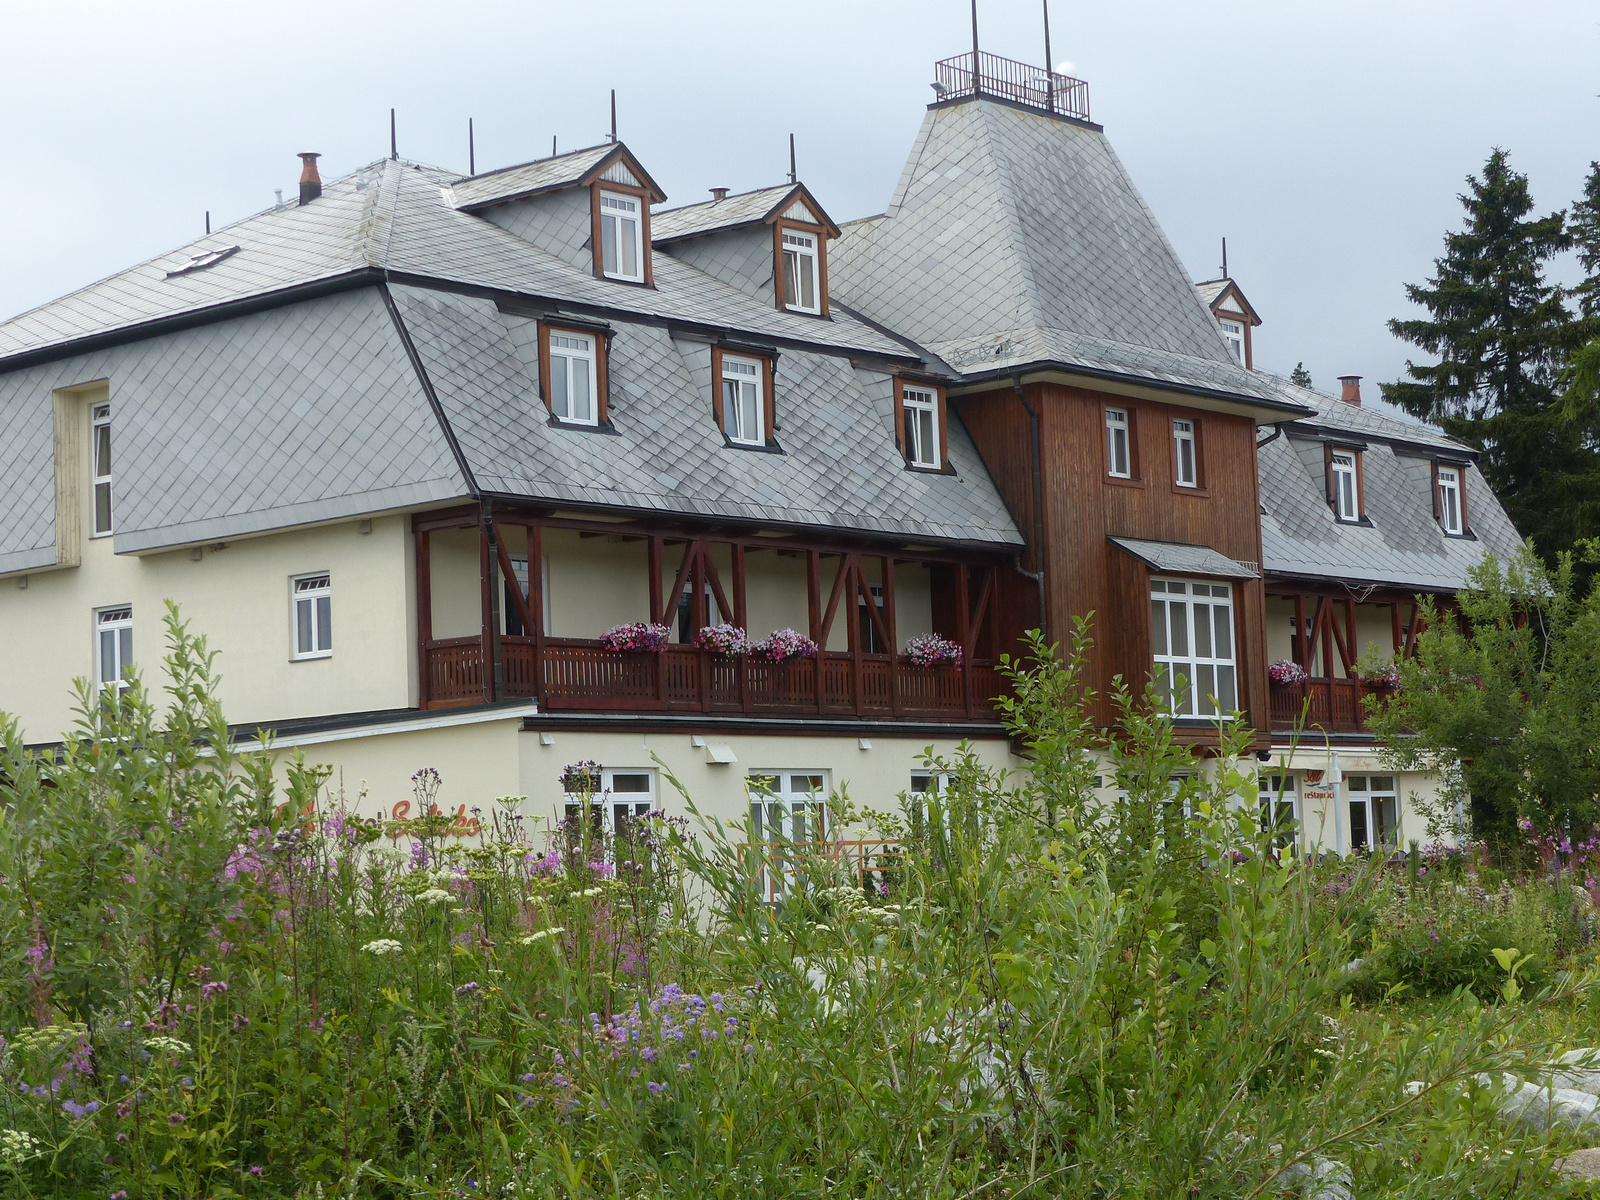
[1267,743,1451,853]
[0,512,416,743]
[1264,597,1402,676]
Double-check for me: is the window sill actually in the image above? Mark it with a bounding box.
[1334,515,1374,528]
[598,272,652,289]
[1171,483,1210,498]
[904,460,955,476]
[723,437,786,455]
[547,415,619,436]
[90,531,113,540]
[292,652,333,663]
[782,305,829,320]
[1104,474,1145,489]
[1442,527,1477,541]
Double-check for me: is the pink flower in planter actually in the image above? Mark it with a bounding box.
[600,623,671,653]
[905,633,962,668]
[1268,659,1308,686]
[694,624,749,656]
[750,628,817,663]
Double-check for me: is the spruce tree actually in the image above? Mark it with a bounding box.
[1289,362,1313,388]
[1571,160,1600,323]
[1383,149,1593,560]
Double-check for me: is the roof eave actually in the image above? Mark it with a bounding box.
[949,359,1317,423]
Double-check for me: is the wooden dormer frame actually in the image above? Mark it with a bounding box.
[893,375,951,473]
[1203,279,1262,370]
[711,343,779,451]
[579,146,667,288]
[768,185,840,319]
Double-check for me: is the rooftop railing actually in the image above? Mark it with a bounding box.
[934,50,1091,122]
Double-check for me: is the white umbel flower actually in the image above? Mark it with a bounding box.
[520,927,567,945]
[361,939,404,956]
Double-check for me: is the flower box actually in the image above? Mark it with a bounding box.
[904,633,963,668]
[750,628,818,663]
[694,624,750,656]
[1268,659,1309,686]
[599,622,671,653]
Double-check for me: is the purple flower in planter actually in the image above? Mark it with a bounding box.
[1268,659,1309,686]
[750,628,818,663]
[905,633,963,668]
[694,624,750,656]
[599,623,671,654]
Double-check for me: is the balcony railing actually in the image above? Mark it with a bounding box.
[424,636,1006,721]
[934,50,1091,122]
[1268,678,1396,734]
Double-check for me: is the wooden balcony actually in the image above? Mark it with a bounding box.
[424,636,1006,721]
[1268,678,1395,734]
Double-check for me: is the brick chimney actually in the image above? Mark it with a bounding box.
[1338,375,1362,406]
[298,153,322,206]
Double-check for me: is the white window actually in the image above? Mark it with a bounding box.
[565,768,657,838]
[96,605,133,691]
[292,573,332,659]
[1437,466,1463,534]
[1330,450,1359,521]
[1105,407,1131,478]
[747,770,829,901]
[721,355,764,445]
[599,191,643,282]
[781,229,820,313]
[1260,772,1297,849]
[902,385,940,468]
[1172,419,1197,487]
[1150,578,1236,718]
[1346,775,1399,852]
[1220,319,1246,365]
[548,331,597,425]
[92,402,113,536]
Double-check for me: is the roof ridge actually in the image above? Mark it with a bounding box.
[447,142,613,186]
[654,182,793,216]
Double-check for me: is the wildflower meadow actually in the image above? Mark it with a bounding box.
[0,611,1597,1197]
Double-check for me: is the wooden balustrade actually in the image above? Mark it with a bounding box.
[425,637,1006,720]
[1268,678,1395,733]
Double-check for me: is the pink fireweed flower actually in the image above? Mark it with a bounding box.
[199,981,229,1000]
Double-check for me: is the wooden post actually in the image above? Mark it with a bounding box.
[648,536,663,627]
[1390,598,1403,657]
[882,556,898,716]
[415,521,432,709]
[1344,597,1358,678]
[1292,592,1307,669]
[808,551,823,712]
[530,522,546,704]
[956,563,971,716]
[733,544,748,712]
[478,516,498,705]
[844,557,864,717]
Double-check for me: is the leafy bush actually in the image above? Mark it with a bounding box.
[0,611,1583,1197]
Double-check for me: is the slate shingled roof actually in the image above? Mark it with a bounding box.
[0,159,908,366]
[652,184,838,243]
[1256,375,1523,590]
[447,144,621,210]
[831,98,1303,414]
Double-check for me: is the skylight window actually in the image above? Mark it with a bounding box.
[165,245,240,278]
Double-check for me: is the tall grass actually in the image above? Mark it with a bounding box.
[0,610,1585,1197]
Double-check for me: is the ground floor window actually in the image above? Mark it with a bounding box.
[747,771,828,900]
[1261,772,1297,849]
[563,767,657,849]
[1347,775,1398,852]
[96,605,133,691]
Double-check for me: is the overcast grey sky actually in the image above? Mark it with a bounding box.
[2,1,1595,396]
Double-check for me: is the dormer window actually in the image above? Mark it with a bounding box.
[901,385,941,468]
[1329,449,1361,522]
[1220,319,1246,365]
[599,191,644,282]
[781,230,820,313]
[1436,464,1464,534]
[723,360,764,454]
[538,324,609,427]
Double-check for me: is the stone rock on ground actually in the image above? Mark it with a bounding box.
[1480,1072,1600,1133]
[1552,1048,1600,1096]
[1557,1147,1600,1180]
[1277,1156,1353,1200]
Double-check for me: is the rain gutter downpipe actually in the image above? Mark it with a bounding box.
[1010,373,1049,645]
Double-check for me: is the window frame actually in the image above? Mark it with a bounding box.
[291,572,333,661]
[1434,463,1466,535]
[591,185,652,285]
[1171,417,1201,489]
[91,402,113,537]
[895,379,946,470]
[564,767,658,842]
[711,346,776,450]
[95,604,133,692]
[1328,446,1362,523]
[538,323,609,428]
[1346,774,1399,852]
[1105,405,1134,480]
[772,219,830,317]
[1219,318,1247,366]
[1149,577,1239,719]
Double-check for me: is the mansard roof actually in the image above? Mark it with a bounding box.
[652,183,840,244]
[831,96,1305,419]
[1257,374,1523,591]
[0,158,907,370]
